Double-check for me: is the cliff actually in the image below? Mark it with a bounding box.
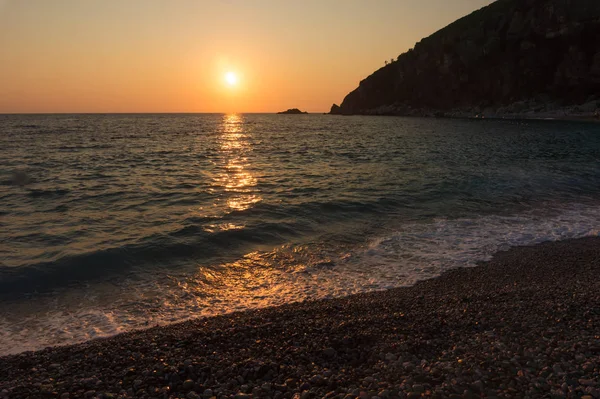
[331,0,600,119]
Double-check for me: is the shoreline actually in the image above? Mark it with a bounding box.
[329,101,600,123]
[330,113,600,125]
[329,112,600,124]
[2,237,600,398]
[328,111,600,124]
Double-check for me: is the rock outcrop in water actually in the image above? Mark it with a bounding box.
[331,0,600,119]
[277,108,308,114]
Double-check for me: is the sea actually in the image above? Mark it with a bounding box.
[1,113,600,355]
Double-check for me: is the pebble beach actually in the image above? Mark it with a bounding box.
[1,237,599,399]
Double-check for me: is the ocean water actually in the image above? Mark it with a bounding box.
[1,113,600,355]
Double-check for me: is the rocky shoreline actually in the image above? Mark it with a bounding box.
[2,237,600,398]
[330,99,600,122]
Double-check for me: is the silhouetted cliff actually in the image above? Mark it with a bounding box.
[331,0,600,119]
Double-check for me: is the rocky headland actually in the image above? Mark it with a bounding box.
[331,0,600,120]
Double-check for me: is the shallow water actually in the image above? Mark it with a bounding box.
[1,113,600,354]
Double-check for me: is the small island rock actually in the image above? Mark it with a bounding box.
[277,108,308,114]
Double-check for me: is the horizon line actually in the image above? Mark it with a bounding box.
[0,111,330,115]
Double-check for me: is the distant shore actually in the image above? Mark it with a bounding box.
[329,100,600,123]
[329,111,600,124]
[2,237,600,398]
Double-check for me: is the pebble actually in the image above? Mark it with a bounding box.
[261,383,272,392]
[323,348,337,358]
[285,378,296,388]
[183,379,195,391]
[299,382,311,391]
[412,385,424,393]
[579,379,596,387]
[309,375,324,386]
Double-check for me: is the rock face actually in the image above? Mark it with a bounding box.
[277,108,308,114]
[332,0,600,118]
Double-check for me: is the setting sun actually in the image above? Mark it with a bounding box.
[225,72,238,86]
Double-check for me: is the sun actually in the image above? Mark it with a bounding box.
[225,72,238,86]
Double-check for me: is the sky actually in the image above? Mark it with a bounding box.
[0,0,494,113]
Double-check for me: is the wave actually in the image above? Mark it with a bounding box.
[27,188,70,198]
[0,220,307,298]
[356,202,600,288]
[13,124,41,129]
[3,202,599,356]
[8,196,593,298]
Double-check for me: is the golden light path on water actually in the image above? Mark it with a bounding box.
[151,113,331,320]
[169,114,313,316]
[168,114,342,317]
[218,114,260,212]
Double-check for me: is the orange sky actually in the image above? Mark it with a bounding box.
[0,0,493,113]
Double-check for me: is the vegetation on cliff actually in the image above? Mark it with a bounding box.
[331,0,600,118]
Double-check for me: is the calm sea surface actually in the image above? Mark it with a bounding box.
[1,114,600,354]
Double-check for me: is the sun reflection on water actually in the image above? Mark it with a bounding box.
[171,244,340,317]
[166,115,335,319]
[211,114,261,213]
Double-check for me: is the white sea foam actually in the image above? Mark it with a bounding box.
[1,202,599,355]
[357,204,600,286]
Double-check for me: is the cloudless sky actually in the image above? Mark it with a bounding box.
[0,0,494,113]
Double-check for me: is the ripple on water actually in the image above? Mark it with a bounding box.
[2,114,600,354]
